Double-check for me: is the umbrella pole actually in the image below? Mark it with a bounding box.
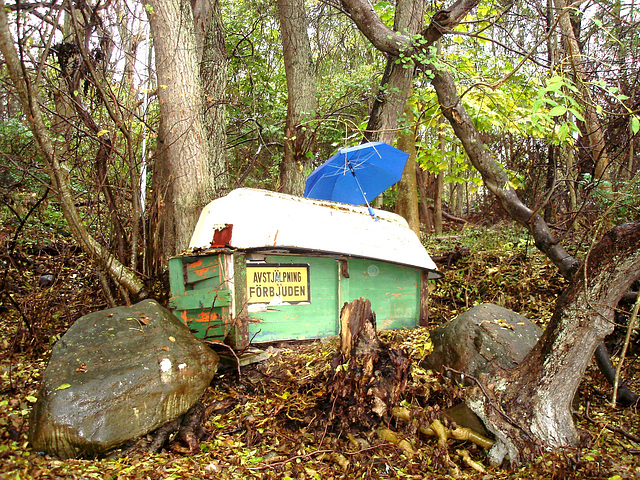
[347,160,378,221]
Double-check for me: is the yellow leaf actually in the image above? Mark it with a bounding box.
[57,383,71,390]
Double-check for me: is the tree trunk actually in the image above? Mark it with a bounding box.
[363,0,424,145]
[339,0,639,466]
[417,165,435,232]
[145,0,219,255]
[395,103,421,236]
[434,111,446,235]
[467,222,640,466]
[553,0,610,183]
[430,69,580,278]
[277,0,317,196]
[194,0,229,196]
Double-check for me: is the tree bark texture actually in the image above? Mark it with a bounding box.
[0,0,145,298]
[341,0,479,59]
[277,0,317,196]
[146,0,219,254]
[553,0,610,183]
[395,103,421,236]
[466,222,640,466]
[417,166,436,231]
[195,0,230,195]
[363,0,424,144]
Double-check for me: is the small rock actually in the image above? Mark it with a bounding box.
[38,274,54,287]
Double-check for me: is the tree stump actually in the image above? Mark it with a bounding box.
[326,298,411,428]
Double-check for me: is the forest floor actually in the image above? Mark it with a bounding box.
[1,222,640,479]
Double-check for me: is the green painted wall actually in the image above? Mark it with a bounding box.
[168,254,232,342]
[247,255,339,342]
[339,258,420,331]
[169,252,423,343]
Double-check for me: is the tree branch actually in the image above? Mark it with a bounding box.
[0,0,146,298]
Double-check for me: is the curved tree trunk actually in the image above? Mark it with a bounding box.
[339,0,638,465]
[467,222,640,466]
[430,69,580,278]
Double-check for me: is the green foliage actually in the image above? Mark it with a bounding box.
[579,174,640,224]
[372,1,394,28]
[223,0,382,189]
[530,75,584,144]
[425,223,567,324]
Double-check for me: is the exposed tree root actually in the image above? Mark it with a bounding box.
[391,405,495,450]
[148,402,207,454]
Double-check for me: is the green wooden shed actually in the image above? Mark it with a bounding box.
[168,188,440,349]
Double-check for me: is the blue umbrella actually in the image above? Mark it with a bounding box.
[304,142,409,219]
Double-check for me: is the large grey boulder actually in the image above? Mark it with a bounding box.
[422,303,542,382]
[29,299,219,458]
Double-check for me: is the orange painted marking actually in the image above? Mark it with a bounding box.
[193,265,216,278]
[193,311,221,323]
[189,259,204,268]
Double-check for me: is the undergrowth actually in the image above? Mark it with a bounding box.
[1,222,639,479]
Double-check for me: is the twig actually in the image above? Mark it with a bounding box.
[612,296,640,406]
[206,341,241,377]
[584,401,640,443]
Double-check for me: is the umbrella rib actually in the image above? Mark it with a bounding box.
[346,158,378,221]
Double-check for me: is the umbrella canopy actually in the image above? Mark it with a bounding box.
[304,142,409,207]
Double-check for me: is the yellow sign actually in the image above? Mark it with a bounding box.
[246,264,310,304]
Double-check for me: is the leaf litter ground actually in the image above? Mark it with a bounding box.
[2,223,640,479]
